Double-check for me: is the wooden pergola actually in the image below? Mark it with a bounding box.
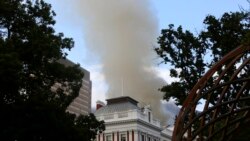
[172,45,250,141]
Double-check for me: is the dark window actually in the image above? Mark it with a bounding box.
[148,112,151,122]
[106,135,112,141]
[121,134,126,141]
[141,135,145,141]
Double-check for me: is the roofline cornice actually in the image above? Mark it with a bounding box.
[105,119,162,131]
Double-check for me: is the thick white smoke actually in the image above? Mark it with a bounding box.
[71,0,169,122]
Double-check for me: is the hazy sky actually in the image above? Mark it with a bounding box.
[45,0,249,109]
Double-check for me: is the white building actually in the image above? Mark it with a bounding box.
[58,58,92,116]
[95,96,172,141]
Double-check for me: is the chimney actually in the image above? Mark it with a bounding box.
[96,100,105,110]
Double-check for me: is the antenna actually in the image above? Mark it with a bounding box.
[121,77,124,96]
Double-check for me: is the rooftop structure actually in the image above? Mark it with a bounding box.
[95,96,172,141]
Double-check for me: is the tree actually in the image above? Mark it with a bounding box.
[155,11,250,105]
[75,114,105,141]
[0,0,105,140]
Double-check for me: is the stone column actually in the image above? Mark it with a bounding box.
[136,131,140,141]
[128,130,134,141]
[97,134,99,141]
[114,132,117,141]
[100,133,103,141]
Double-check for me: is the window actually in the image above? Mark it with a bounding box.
[148,112,151,122]
[106,135,112,141]
[148,137,151,141]
[121,134,126,141]
[141,135,145,141]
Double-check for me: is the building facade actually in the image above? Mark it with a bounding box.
[58,58,92,116]
[95,96,172,141]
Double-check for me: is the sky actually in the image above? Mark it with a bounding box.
[45,0,249,110]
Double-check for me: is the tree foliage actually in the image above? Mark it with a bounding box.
[75,114,106,140]
[155,11,250,105]
[0,0,105,140]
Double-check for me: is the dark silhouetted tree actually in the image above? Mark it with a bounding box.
[0,0,105,140]
[155,11,250,105]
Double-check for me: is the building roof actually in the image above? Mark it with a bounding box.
[95,96,140,115]
[57,58,90,79]
[107,96,138,105]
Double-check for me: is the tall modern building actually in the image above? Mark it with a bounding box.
[58,58,92,116]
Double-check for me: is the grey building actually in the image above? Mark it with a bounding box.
[58,58,92,116]
[94,96,172,141]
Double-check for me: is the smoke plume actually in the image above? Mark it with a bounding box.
[72,0,168,122]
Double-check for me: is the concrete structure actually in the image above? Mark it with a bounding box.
[95,96,172,141]
[58,58,92,116]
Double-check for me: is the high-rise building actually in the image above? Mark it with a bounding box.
[58,58,92,116]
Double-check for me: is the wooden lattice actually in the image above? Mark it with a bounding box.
[172,45,250,141]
